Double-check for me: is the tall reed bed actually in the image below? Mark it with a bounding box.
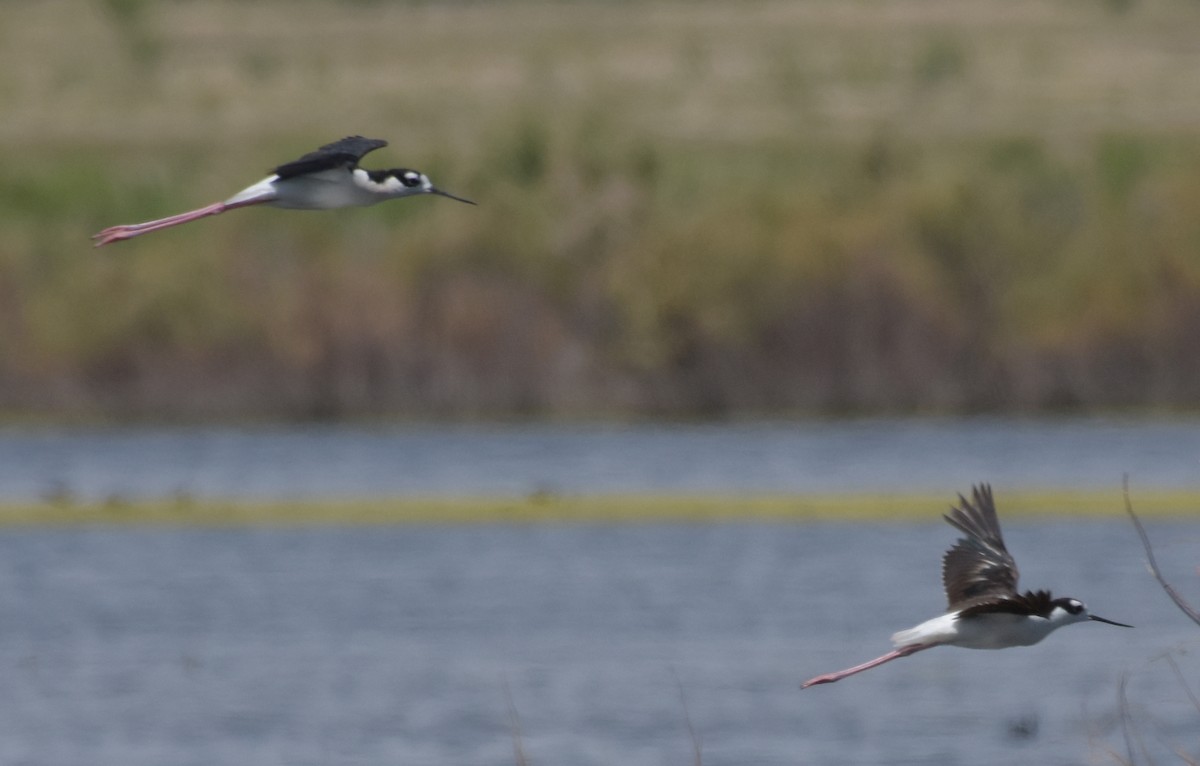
[3,0,1200,418]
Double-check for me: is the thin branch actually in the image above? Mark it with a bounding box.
[503,679,529,766]
[672,667,702,766]
[1163,653,1200,720]
[1118,671,1156,766]
[1118,672,1137,766]
[1123,475,1200,627]
[1174,747,1200,766]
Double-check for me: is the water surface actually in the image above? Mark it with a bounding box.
[1,520,1196,766]
[0,418,1195,501]
[2,419,1197,765]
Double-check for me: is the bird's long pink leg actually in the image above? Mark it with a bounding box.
[801,643,936,688]
[92,197,270,248]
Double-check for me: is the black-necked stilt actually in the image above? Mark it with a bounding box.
[92,136,474,247]
[801,483,1131,688]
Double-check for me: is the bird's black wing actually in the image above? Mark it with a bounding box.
[957,589,1055,619]
[272,136,388,179]
[941,484,1020,610]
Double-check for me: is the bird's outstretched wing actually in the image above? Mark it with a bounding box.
[941,484,1020,610]
[273,136,388,179]
[957,589,1054,619]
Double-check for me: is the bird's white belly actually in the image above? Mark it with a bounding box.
[951,613,1053,648]
[224,170,380,210]
[270,173,380,209]
[892,612,1054,650]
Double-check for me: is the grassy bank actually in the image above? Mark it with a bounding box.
[2,489,1196,527]
[4,1,1200,418]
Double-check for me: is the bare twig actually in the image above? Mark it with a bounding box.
[1163,653,1200,720]
[1118,672,1136,766]
[1117,671,1158,766]
[1174,747,1200,766]
[672,668,702,766]
[503,679,529,766]
[1122,475,1200,627]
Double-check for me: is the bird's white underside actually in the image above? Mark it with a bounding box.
[891,606,1082,650]
[225,168,425,210]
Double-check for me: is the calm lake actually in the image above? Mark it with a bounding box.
[1,522,1197,766]
[0,417,1196,501]
[0,419,1196,765]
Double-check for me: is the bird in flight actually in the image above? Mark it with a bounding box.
[92,136,474,247]
[802,484,1131,688]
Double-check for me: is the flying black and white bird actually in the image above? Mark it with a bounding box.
[802,484,1131,688]
[92,136,474,247]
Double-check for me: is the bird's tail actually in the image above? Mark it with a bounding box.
[890,626,923,648]
[890,613,956,648]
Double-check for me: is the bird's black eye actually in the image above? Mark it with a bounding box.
[1065,599,1084,614]
[401,171,422,188]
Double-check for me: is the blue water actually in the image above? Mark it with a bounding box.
[0,419,1197,765]
[0,521,1196,766]
[0,417,1195,501]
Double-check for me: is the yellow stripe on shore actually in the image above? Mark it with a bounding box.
[0,490,1195,527]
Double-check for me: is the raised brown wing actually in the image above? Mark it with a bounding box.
[941,484,1020,610]
[273,136,388,178]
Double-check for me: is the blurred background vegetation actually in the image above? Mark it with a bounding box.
[4,0,1200,421]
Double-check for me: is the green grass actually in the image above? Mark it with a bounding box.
[4,489,1196,527]
[6,0,1200,418]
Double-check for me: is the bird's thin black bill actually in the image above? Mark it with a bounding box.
[432,188,476,205]
[1090,615,1133,628]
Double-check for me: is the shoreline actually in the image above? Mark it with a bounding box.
[0,489,1194,527]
